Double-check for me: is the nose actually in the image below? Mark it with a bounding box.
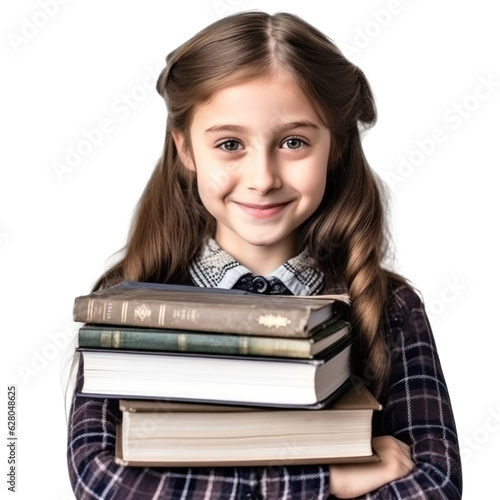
[244,150,281,195]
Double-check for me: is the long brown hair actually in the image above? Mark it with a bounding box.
[94,11,408,397]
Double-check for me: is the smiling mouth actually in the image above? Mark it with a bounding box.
[234,201,291,219]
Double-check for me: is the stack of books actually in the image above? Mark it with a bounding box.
[73,281,381,467]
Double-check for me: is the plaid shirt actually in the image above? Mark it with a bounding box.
[67,244,462,499]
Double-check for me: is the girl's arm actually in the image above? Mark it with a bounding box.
[67,360,331,500]
[329,285,462,499]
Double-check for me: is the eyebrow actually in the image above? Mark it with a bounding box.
[204,121,320,135]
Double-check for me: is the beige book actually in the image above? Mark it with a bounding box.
[115,383,382,467]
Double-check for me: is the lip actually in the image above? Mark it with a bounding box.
[233,201,291,220]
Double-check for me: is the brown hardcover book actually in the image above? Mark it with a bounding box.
[73,282,349,338]
[115,383,382,467]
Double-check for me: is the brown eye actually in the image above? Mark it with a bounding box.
[219,140,242,152]
[282,138,306,150]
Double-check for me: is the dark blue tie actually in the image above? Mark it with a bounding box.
[232,273,294,295]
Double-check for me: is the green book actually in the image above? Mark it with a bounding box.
[78,319,350,359]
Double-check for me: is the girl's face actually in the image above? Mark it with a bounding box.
[173,74,331,273]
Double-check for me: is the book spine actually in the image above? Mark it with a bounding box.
[78,327,313,358]
[73,298,313,337]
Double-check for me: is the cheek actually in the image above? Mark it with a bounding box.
[290,164,328,204]
[305,150,330,205]
[189,139,238,202]
[196,165,236,202]
[305,176,327,211]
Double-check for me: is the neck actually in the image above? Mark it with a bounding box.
[214,236,298,276]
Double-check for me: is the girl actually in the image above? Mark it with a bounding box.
[67,11,462,499]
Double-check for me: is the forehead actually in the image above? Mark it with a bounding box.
[191,75,327,130]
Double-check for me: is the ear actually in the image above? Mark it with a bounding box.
[172,131,196,171]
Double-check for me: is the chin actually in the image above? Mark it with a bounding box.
[243,238,277,247]
[242,233,291,248]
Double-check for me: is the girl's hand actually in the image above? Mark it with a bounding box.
[329,436,415,498]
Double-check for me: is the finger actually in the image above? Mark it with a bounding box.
[402,456,416,474]
[398,442,413,460]
[399,446,415,470]
[384,437,414,465]
[372,436,411,455]
[389,438,412,458]
[395,439,412,453]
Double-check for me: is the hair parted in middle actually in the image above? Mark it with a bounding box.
[95,11,407,398]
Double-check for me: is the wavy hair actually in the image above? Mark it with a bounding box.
[94,11,408,397]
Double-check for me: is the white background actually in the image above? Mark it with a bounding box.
[1,0,499,498]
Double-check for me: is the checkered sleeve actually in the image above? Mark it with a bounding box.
[354,285,462,499]
[67,359,331,500]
